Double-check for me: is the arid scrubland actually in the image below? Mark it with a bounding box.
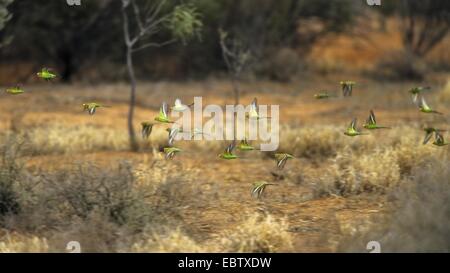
[0,78,449,252]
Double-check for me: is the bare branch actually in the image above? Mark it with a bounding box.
[131,38,176,52]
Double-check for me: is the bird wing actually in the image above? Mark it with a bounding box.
[435,132,444,143]
[369,110,376,125]
[420,96,430,109]
[168,128,178,145]
[350,118,357,130]
[160,102,169,118]
[277,155,288,169]
[174,98,182,107]
[423,132,433,144]
[225,142,235,154]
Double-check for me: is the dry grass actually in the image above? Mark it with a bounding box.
[0,233,49,253]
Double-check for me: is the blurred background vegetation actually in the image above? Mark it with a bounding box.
[0,0,449,83]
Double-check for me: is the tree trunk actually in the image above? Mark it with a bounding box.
[126,47,139,151]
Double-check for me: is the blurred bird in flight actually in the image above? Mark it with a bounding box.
[82,102,109,115]
[409,86,431,104]
[274,153,294,170]
[5,85,25,95]
[340,81,355,97]
[218,142,238,160]
[344,118,367,137]
[37,68,57,81]
[251,181,276,199]
[417,96,442,115]
[363,110,390,130]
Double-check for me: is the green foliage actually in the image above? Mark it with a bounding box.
[0,0,13,31]
[167,4,202,45]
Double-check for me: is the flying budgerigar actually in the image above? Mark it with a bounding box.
[417,96,442,115]
[163,147,182,159]
[344,118,367,137]
[251,181,276,199]
[409,86,431,104]
[82,102,109,115]
[363,110,390,130]
[432,131,448,147]
[314,92,336,99]
[340,81,355,97]
[237,138,255,151]
[247,98,271,120]
[422,127,446,145]
[5,85,25,95]
[155,102,174,123]
[171,98,194,112]
[167,127,185,146]
[274,153,294,170]
[218,142,238,160]
[141,122,154,139]
[37,68,57,81]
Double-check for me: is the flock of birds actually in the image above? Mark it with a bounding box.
[3,70,447,199]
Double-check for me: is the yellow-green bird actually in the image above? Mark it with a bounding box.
[82,102,109,115]
[37,68,57,81]
[409,86,430,104]
[247,98,271,120]
[344,118,367,137]
[155,102,174,123]
[164,147,182,159]
[432,132,448,147]
[171,98,194,112]
[314,92,336,99]
[5,85,25,95]
[363,110,390,130]
[251,181,276,199]
[418,96,442,115]
[218,142,238,160]
[274,153,294,170]
[167,127,186,146]
[237,139,255,151]
[340,81,355,97]
[423,127,446,145]
[141,122,155,139]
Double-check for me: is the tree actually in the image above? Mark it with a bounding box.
[3,0,117,82]
[0,0,13,47]
[399,0,450,58]
[219,29,251,105]
[121,0,202,151]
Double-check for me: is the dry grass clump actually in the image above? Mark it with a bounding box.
[310,149,400,196]
[278,126,344,158]
[24,124,130,154]
[0,233,49,253]
[338,158,450,252]
[218,213,293,253]
[131,228,206,253]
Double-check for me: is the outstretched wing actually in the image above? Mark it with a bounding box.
[168,128,178,146]
[423,131,434,144]
[160,102,169,118]
[277,154,288,169]
[368,110,376,125]
[225,141,235,154]
[435,132,444,143]
[420,96,430,109]
[350,118,357,130]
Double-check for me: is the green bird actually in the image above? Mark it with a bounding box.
[237,139,255,151]
[418,96,442,115]
[423,127,446,145]
[363,110,390,130]
[218,142,238,160]
[171,98,194,112]
[37,68,57,81]
[164,147,182,159]
[344,118,367,137]
[5,85,25,95]
[314,92,336,99]
[141,122,155,139]
[432,132,448,147]
[82,102,109,115]
[274,153,294,170]
[251,181,276,199]
[167,127,186,146]
[340,81,356,97]
[247,98,271,120]
[155,102,174,123]
[409,86,430,104]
